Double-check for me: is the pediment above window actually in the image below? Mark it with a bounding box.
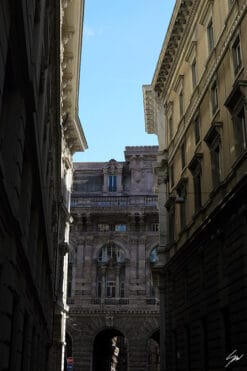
[224,80,247,113]
[204,122,223,145]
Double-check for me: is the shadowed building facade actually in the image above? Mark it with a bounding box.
[143,0,247,370]
[0,1,87,370]
[68,146,160,371]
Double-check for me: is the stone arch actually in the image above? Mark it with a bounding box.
[92,327,128,371]
[146,328,160,371]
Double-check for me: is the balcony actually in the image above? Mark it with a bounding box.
[92,298,129,305]
[71,195,157,209]
[90,297,159,306]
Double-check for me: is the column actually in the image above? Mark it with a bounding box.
[101,266,106,301]
[115,265,120,298]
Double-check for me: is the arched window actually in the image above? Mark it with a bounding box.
[149,247,158,264]
[98,243,125,264]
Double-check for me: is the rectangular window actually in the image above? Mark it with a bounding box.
[107,281,116,298]
[181,142,186,169]
[232,36,242,75]
[234,107,247,154]
[211,81,218,115]
[98,223,110,232]
[211,143,221,188]
[108,175,117,192]
[120,282,125,298]
[179,90,184,117]
[97,282,101,298]
[168,203,175,243]
[170,163,174,187]
[169,115,173,140]
[151,223,159,232]
[207,19,214,53]
[178,184,186,230]
[192,59,197,88]
[194,115,200,144]
[194,172,202,211]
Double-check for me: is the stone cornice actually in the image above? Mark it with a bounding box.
[61,0,88,154]
[152,0,198,97]
[157,1,247,162]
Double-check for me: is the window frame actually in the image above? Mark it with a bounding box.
[108,174,117,192]
[211,79,218,116]
[232,35,242,76]
[181,141,186,170]
[192,59,197,88]
[179,89,184,118]
[194,114,201,144]
[207,19,214,53]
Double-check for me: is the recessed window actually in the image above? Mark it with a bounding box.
[169,115,173,141]
[235,107,247,154]
[194,172,202,211]
[232,35,242,75]
[179,90,184,118]
[170,163,174,187]
[211,143,221,187]
[106,281,116,298]
[194,115,200,144]
[98,223,110,232]
[207,19,214,53]
[176,180,187,230]
[151,223,159,232]
[150,248,158,264]
[108,175,117,192]
[192,59,197,88]
[181,142,186,170]
[168,203,175,243]
[189,155,203,212]
[225,81,247,157]
[211,80,218,115]
[115,224,126,232]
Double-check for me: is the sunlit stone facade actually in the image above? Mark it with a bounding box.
[143,0,247,370]
[68,146,160,371]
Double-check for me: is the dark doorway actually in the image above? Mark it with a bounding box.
[93,328,128,371]
[64,333,73,371]
[147,330,160,371]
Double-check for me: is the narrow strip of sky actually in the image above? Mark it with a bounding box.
[74,0,176,162]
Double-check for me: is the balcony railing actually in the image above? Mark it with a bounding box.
[71,195,157,209]
[92,298,129,305]
[90,297,159,306]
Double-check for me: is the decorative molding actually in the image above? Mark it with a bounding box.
[60,0,88,153]
[142,85,157,134]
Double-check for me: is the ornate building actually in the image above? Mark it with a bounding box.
[143,0,247,370]
[0,1,87,371]
[68,146,160,371]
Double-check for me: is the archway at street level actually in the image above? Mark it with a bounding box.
[147,329,160,371]
[92,328,128,371]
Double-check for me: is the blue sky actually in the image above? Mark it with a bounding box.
[74,0,176,162]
